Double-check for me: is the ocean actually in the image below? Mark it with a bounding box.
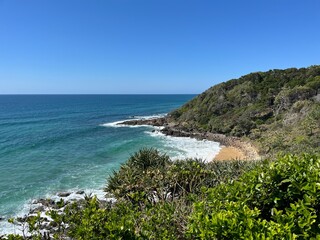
[0,95,220,233]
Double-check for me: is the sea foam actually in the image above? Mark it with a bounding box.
[102,114,221,162]
[100,113,166,128]
[0,188,112,235]
[145,130,220,162]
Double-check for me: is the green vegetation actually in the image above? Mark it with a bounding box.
[169,66,320,156]
[6,150,320,239]
[106,148,255,204]
[188,154,320,239]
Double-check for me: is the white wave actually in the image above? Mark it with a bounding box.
[145,130,221,162]
[100,120,135,128]
[46,189,109,202]
[101,113,166,128]
[100,121,153,128]
[0,189,115,235]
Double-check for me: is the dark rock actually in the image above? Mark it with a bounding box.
[35,198,56,207]
[58,192,71,197]
[0,217,4,221]
[30,205,45,214]
[76,190,85,195]
[33,198,45,204]
[117,117,167,127]
[50,221,58,227]
[40,217,48,222]
[40,222,50,230]
[17,216,27,223]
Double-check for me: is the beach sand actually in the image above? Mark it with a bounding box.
[214,146,246,161]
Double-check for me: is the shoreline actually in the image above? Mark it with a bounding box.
[122,117,261,161]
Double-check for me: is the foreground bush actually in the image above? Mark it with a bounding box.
[6,150,320,239]
[106,148,256,205]
[187,154,320,239]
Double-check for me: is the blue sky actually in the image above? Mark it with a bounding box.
[0,0,319,94]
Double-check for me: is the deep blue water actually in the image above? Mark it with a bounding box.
[0,94,197,221]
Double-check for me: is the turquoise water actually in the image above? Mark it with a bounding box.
[0,95,196,218]
[0,94,221,233]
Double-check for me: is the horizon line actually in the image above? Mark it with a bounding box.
[0,93,199,95]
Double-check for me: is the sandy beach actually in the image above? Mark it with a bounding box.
[214,146,246,161]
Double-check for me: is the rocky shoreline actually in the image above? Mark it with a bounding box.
[123,117,260,160]
[0,191,115,239]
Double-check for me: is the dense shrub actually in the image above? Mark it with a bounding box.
[187,154,320,239]
[106,149,256,205]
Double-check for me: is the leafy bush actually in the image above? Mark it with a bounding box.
[62,198,138,240]
[106,149,256,205]
[187,154,320,239]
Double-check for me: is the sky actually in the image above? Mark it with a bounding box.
[0,0,319,94]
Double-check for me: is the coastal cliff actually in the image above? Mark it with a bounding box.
[125,65,320,158]
[169,66,320,156]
